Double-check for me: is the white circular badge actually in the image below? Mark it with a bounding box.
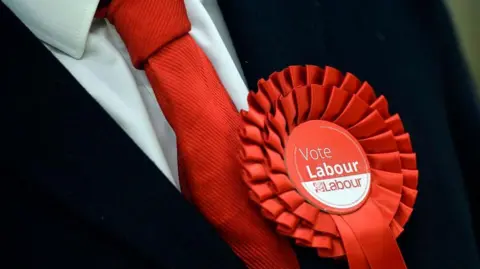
[285,120,371,214]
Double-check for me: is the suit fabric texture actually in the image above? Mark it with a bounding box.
[1,3,244,269]
[218,0,480,268]
[3,0,480,268]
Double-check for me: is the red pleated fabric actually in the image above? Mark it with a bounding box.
[106,1,299,268]
[240,66,418,269]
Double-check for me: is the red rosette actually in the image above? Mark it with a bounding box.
[240,65,418,269]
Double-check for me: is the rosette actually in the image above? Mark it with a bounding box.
[240,65,418,269]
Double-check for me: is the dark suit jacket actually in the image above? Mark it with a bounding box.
[1,3,245,269]
[218,0,480,268]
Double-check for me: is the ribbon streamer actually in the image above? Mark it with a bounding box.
[240,65,418,269]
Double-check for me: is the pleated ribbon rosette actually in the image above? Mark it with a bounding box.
[240,65,418,269]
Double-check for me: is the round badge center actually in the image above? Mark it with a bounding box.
[285,120,371,214]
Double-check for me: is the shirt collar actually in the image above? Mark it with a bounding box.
[3,0,100,59]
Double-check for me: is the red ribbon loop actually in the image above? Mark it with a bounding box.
[334,201,406,269]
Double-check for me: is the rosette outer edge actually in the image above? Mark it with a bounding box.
[240,65,418,261]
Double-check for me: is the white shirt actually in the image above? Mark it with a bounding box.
[3,0,248,190]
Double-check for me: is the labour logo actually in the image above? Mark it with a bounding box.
[285,120,371,214]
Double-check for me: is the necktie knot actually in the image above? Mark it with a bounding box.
[107,0,191,68]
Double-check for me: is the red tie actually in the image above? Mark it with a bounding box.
[106,1,299,268]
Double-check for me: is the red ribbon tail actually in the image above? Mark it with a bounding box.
[333,200,407,269]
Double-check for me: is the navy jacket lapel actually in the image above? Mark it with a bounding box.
[1,3,244,268]
[219,0,480,268]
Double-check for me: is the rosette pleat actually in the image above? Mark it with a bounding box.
[240,65,418,259]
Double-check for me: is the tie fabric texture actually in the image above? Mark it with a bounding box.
[106,1,299,268]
